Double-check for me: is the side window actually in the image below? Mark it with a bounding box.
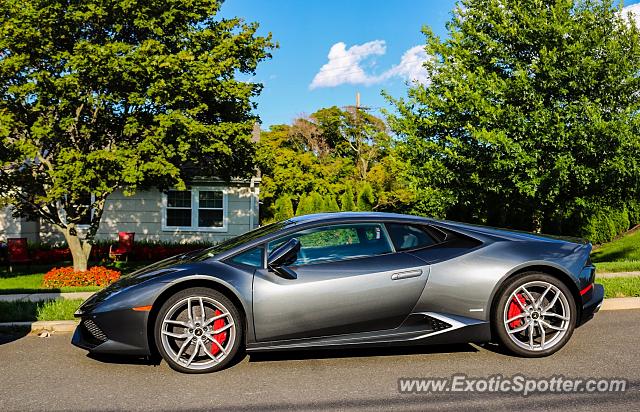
[386,223,436,251]
[229,247,264,268]
[268,223,392,266]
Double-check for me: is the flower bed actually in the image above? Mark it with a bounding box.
[42,266,121,288]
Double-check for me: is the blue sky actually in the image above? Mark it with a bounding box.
[220,0,640,128]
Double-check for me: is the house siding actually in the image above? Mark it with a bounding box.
[0,206,39,242]
[3,181,259,245]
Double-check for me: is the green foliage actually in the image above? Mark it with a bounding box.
[578,207,631,244]
[310,192,326,212]
[325,195,340,212]
[340,186,356,212]
[386,0,640,234]
[273,195,294,221]
[295,194,315,216]
[628,200,640,226]
[0,299,83,322]
[0,0,275,270]
[257,107,415,221]
[592,227,640,263]
[357,183,375,211]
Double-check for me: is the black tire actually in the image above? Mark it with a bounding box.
[492,272,576,357]
[154,287,244,373]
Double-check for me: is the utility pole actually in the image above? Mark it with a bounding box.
[341,92,372,180]
[343,91,370,117]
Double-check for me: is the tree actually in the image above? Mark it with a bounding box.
[310,192,326,213]
[357,183,375,211]
[256,107,416,221]
[0,0,275,271]
[340,186,356,211]
[273,195,294,221]
[325,195,340,212]
[387,0,640,234]
[295,194,315,216]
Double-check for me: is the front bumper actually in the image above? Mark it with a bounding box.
[578,283,604,327]
[71,309,151,355]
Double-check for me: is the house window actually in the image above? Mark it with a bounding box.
[163,188,227,232]
[198,191,223,228]
[77,193,93,226]
[166,191,192,227]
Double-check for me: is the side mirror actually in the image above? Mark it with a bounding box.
[267,238,300,279]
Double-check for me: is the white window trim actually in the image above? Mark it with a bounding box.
[76,193,95,230]
[161,187,228,233]
[59,193,95,230]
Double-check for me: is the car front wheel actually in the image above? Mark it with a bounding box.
[493,272,576,357]
[154,287,243,373]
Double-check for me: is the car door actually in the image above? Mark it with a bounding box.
[252,222,430,341]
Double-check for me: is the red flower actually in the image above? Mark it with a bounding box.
[42,266,121,288]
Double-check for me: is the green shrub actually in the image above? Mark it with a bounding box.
[356,183,375,211]
[295,194,315,216]
[273,195,294,221]
[340,186,356,211]
[578,207,632,244]
[628,200,640,226]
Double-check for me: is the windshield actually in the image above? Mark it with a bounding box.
[190,220,294,261]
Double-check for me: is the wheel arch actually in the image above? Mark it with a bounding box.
[146,276,249,357]
[488,263,583,336]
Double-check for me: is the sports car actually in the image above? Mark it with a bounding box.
[72,212,604,373]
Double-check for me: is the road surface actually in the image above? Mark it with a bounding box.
[0,310,638,411]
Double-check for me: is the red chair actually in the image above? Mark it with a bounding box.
[109,232,135,262]
[7,238,32,272]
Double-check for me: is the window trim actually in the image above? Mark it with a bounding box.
[76,193,95,229]
[161,187,228,233]
[266,222,394,268]
[59,193,95,230]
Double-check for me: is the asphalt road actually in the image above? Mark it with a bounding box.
[0,310,639,411]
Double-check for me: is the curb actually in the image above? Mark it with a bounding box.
[600,297,640,311]
[0,292,95,302]
[0,320,78,333]
[597,271,640,279]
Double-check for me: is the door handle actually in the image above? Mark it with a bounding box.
[391,269,423,280]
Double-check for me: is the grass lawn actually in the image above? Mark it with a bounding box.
[597,276,640,299]
[0,274,102,294]
[594,261,640,273]
[591,228,640,273]
[0,299,83,322]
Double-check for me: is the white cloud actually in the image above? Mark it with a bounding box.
[309,40,387,89]
[382,45,430,85]
[622,4,640,27]
[309,41,429,89]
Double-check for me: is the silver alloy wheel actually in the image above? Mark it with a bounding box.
[503,280,570,352]
[160,296,236,371]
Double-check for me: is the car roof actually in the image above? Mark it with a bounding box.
[286,212,433,224]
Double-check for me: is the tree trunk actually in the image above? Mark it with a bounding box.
[61,227,92,272]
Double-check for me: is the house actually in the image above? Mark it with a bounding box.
[0,177,260,244]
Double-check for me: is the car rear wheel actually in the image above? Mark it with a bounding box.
[493,272,576,357]
[154,287,243,373]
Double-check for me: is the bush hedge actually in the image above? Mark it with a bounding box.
[577,205,637,245]
[27,240,215,264]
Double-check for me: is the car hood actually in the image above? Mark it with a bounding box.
[80,249,214,310]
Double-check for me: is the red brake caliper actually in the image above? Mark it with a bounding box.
[507,294,526,328]
[210,309,227,355]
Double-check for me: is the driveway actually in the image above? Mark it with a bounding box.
[0,310,638,411]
